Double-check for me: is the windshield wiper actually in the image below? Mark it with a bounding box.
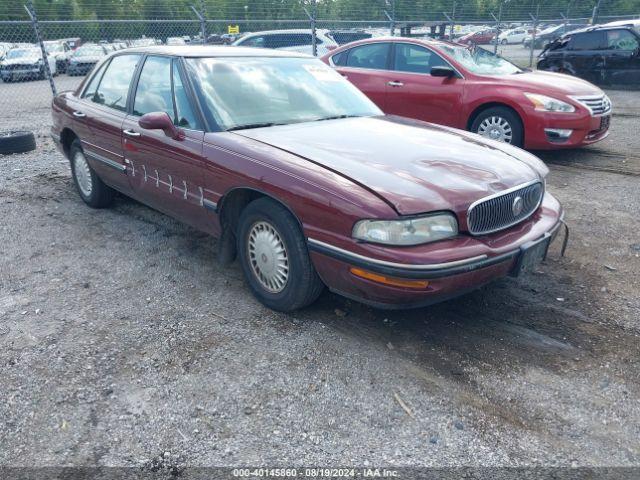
[313,114,361,122]
[227,122,282,131]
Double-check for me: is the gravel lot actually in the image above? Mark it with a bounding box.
[1,74,639,475]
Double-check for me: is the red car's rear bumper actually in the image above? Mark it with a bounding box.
[523,107,610,150]
[308,193,564,309]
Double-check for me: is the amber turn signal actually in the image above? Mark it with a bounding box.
[349,267,429,289]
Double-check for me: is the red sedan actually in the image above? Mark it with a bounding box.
[321,37,611,149]
[51,46,564,311]
[457,28,496,45]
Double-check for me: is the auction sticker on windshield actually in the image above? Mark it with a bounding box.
[303,64,340,81]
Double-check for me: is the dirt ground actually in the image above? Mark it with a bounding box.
[0,78,639,474]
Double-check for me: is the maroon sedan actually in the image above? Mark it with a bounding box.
[321,37,611,149]
[457,28,496,45]
[51,46,565,311]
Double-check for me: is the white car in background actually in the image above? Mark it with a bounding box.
[232,29,338,56]
[496,27,539,44]
[0,47,57,82]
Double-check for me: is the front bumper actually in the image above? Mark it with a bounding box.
[1,67,41,80]
[308,193,565,309]
[523,105,610,150]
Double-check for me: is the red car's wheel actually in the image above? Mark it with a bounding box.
[470,106,524,148]
[69,139,115,208]
[237,197,324,311]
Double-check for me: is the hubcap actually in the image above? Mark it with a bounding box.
[477,116,513,143]
[73,150,93,197]
[247,221,289,293]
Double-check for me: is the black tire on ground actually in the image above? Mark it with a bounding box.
[501,38,508,45]
[237,197,324,312]
[69,138,115,208]
[0,130,36,154]
[470,106,524,148]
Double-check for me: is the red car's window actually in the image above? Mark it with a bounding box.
[133,56,175,119]
[345,43,390,70]
[81,60,109,99]
[393,44,449,74]
[172,61,200,130]
[92,54,141,112]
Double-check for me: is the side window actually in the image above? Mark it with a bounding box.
[345,43,390,70]
[241,36,265,48]
[172,61,200,129]
[82,60,108,99]
[393,44,449,74]
[568,31,606,51]
[331,50,349,66]
[607,29,639,51]
[92,54,141,111]
[133,56,174,119]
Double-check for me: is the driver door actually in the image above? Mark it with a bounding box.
[384,43,464,128]
[122,56,210,231]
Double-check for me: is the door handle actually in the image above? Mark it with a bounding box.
[123,129,141,137]
[387,81,404,87]
[72,111,86,118]
[340,73,349,79]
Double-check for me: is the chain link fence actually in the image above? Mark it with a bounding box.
[0,0,638,133]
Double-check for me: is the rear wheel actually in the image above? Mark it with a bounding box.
[470,106,524,148]
[237,197,323,312]
[69,139,115,208]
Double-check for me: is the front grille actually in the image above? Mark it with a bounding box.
[3,64,38,71]
[570,94,612,116]
[467,181,544,235]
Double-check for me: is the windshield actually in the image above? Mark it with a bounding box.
[7,49,39,59]
[440,45,521,75]
[74,46,104,57]
[45,43,63,53]
[186,57,382,131]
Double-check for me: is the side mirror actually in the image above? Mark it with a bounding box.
[430,66,456,78]
[138,111,184,140]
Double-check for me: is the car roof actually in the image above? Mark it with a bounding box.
[121,45,313,58]
[238,29,329,35]
[563,23,636,36]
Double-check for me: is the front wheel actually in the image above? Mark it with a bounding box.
[470,106,524,148]
[237,197,324,312]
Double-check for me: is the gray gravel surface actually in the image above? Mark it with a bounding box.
[1,77,639,471]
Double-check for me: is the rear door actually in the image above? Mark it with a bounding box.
[331,42,392,109]
[564,31,607,83]
[73,54,142,194]
[121,56,210,231]
[604,29,640,85]
[384,43,464,127]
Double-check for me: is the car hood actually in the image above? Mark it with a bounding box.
[234,116,547,216]
[484,70,602,96]
[71,55,102,62]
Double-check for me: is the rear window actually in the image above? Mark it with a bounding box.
[567,31,607,51]
[92,54,141,111]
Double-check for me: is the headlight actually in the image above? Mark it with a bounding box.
[524,93,575,113]
[353,213,458,246]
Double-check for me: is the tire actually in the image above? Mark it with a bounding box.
[501,38,508,45]
[0,130,36,154]
[237,197,324,312]
[69,139,115,208]
[470,106,524,148]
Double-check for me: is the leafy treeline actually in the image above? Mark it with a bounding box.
[2,0,639,22]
